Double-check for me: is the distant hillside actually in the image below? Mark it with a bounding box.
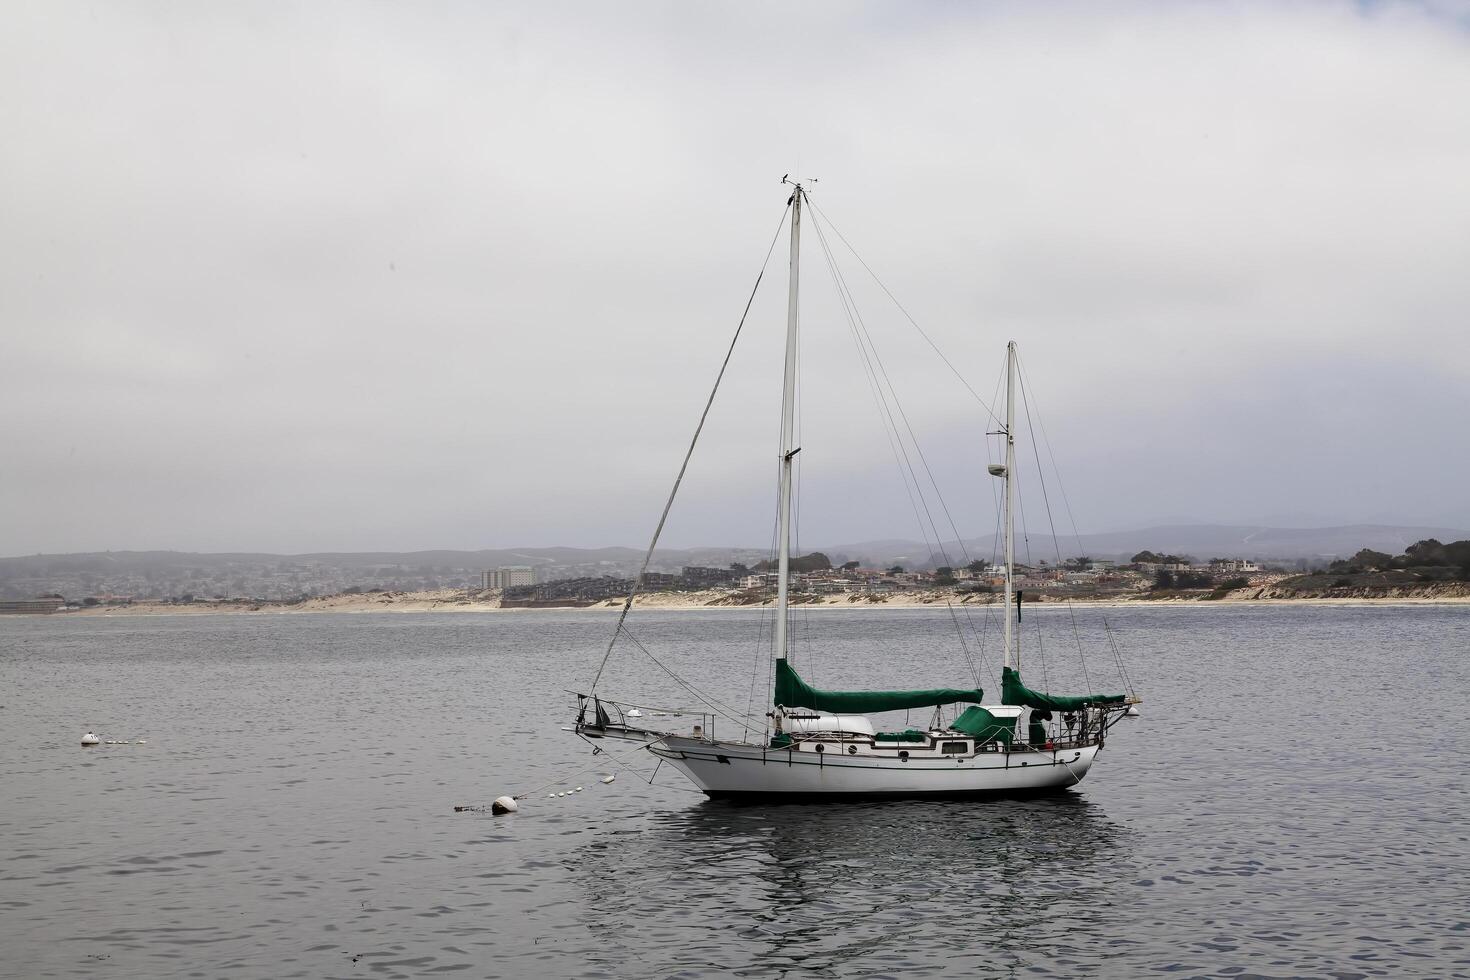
[0,545,770,601]
[821,524,1470,569]
[4,525,1465,599]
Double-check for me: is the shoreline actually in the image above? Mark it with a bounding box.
[17,586,1470,618]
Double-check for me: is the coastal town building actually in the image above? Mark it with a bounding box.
[680,566,739,587]
[1210,558,1261,573]
[1135,560,1192,574]
[500,575,631,606]
[0,597,65,614]
[742,573,780,590]
[482,567,536,589]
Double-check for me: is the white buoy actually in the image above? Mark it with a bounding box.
[601,775,615,784]
[1126,705,1140,717]
[81,732,100,747]
[557,791,566,798]
[548,793,556,799]
[574,786,583,793]
[490,796,518,815]
[627,708,643,718]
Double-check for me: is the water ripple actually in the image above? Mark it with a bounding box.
[1,606,1467,978]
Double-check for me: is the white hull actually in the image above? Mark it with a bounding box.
[649,735,1101,799]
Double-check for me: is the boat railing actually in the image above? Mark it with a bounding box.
[569,691,717,741]
[781,728,1106,753]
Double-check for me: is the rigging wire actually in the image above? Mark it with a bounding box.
[975,356,1013,676]
[1019,348,1135,695]
[805,210,987,687]
[807,214,932,543]
[617,624,764,728]
[1016,351,1138,695]
[1104,620,1139,699]
[973,471,1005,674]
[805,208,965,681]
[971,359,1012,677]
[1017,360,1091,695]
[803,197,1003,430]
[743,513,781,741]
[808,208,973,572]
[589,201,791,693]
[804,198,1011,689]
[793,271,814,679]
[804,199,987,690]
[1010,438,1052,691]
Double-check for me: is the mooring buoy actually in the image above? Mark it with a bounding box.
[81,732,100,747]
[491,796,518,815]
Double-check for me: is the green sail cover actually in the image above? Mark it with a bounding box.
[1001,666,1125,711]
[775,659,984,713]
[874,729,929,742]
[952,706,1014,745]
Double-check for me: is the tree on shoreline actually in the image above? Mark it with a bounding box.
[1327,538,1470,581]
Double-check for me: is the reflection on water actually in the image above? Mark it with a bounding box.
[572,795,1130,977]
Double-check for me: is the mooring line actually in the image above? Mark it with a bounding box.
[452,734,664,813]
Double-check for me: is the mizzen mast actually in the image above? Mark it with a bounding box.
[775,181,803,663]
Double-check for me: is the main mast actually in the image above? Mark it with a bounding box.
[774,183,802,663]
[1002,340,1017,671]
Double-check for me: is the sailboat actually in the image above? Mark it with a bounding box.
[573,180,1138,800]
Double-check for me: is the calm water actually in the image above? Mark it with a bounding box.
[2,605,1468,979]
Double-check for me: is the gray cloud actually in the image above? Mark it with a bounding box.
[2,1,1467,555]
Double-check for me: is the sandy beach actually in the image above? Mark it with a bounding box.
[51,583,1470,617]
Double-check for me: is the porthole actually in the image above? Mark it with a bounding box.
[899,750,909,761]
[815,743,824,753]
[847,745,857,755]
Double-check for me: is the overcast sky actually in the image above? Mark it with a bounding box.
[2,0,1468,556]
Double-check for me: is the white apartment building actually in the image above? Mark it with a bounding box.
[482,567,536,589]
[1210,558,1260,573]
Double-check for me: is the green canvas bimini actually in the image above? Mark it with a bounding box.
[951,705,1014,745]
